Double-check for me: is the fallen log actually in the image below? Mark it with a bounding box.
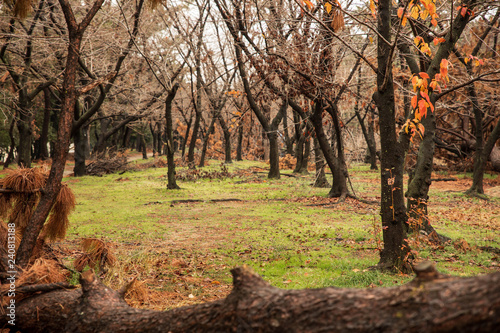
[3,264,500,332]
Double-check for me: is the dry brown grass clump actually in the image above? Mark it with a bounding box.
[123,279,149,307]
[74,238,116,272]
[0,167,76,245]
[0,258,68,310]
[17,258,68,286]
[130,157,168,171]
[279,154,297,170]
[85,156,128,176]
[43,184,76,241]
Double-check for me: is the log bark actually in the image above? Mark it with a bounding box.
[4,265,500,332]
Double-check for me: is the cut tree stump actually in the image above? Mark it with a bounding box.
[3,264,500,332]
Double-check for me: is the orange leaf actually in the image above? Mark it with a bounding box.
[411,95,417,109]
[419,72,430,79]
[433,37,445,45]
[461,7,467,17]
[414,110,421,122]
[418,99,427,118]
[324,2,332,14]
[418,123,425,136]
[420,91,434,112]
[440,59,449,78]
[304,0,314,10]
[397,7,404,18]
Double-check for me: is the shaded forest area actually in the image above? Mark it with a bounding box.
[1,0,500,331]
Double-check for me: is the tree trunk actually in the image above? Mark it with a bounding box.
[268,131,280,179]
[17,114,33,167]
[73,102,86,177]
[356,104,378,170]
[313,136,330,188]
[150,123,157,156]
[373,0,410,272]
[93,113,111,157]
[467,116,500,195]
[302,136,310,171]
[406,106,442,239]
[310,101,348,199]
[236,122,244,161]
[3,119,16,169]
[293,124,309,174]
[181,114,192,158]
[165,84,180,189]
[14,0,106,268]
[218,114,232,164]
[156,128,163,156]
[141,134,148,159]
[122,126,132,150]
[199,116,216,167]
[464,84,484,195]
[187,110,200,167]
[283,110,294,155]
[37,88,52,160]
[5,266,500,332]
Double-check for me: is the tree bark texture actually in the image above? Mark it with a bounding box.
[36,88,52,160]
[404,0,480,229]
[310,101,348,199]
[4,266,500,333]
[373,0,410,271]
[165,84,180,189]
[467,117,500,195]
[199,116,216,167]
[313,136,330,188]
[236,122,244,161]
[218,114,233,164]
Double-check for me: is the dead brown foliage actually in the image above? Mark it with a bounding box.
[279,154,297,170]
[74,238,116,272]
[86,156,128,176]
[43,184,76,241]
[0,258,68,310]
[0,168,76,261]
[123,279,149,307]
[175,164,234,181]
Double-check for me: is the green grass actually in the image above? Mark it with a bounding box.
[57,157,499,308]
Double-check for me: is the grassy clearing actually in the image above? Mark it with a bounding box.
[52,156,500,310]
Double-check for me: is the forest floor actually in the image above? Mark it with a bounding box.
[5,152,499,310]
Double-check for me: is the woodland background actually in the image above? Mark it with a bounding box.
[0,0,499,331]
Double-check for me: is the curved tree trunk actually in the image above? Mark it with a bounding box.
[310,101,348,199]
[405,106,438,237]
[4,266,500,332]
